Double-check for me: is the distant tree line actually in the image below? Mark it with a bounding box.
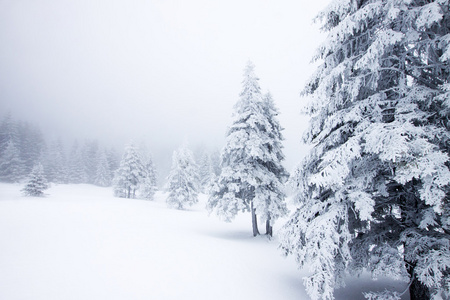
[0,113,119,186]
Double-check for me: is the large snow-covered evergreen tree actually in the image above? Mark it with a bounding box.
[113,143,145,198]
[21,163,48,197]
[207,62,288,237]
[257,92,289,236]
[280,0,450,298]
[165,145,199,210]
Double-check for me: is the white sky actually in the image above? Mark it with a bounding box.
[0,0,328,171]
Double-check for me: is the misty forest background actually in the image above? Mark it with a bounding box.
[1,0,450,299]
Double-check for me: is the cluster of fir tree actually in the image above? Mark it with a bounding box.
[0,113,120,187]
[280,0,450,299]
[0,113,46,183]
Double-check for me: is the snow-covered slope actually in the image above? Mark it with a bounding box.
[0,183,407,299]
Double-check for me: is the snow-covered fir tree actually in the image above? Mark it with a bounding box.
[17,122,45,175]
[0,113,18,154]
[113,143,145,198]
[44,138,67,184]
[198,151,214,193]
[106,147,120,175]
[165,145,199,210]
[81,139,99,184]
[257,92,289,236]
[280,0,450,298]
[21,163,48,197]
[67,140,88,184]
[0,139,25,182]
[0,114,45,181]
[209,148,221,176]
[0,114,26,182]
[94,149,112,187]
[207,62,288,236]
[138,153,157,200]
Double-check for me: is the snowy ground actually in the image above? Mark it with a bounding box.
[0,183,408,300]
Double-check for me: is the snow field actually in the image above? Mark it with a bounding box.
[0,183,305,300]
[0,183,408,299]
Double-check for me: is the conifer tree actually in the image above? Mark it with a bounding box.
[0,140,25,182]
[17,122,45,175]
[198,152,214,193]
[21,163,48,197]
[208,62,288,236]
[0,113,18,154]
[209,149,221,176]
[107,147,120,175]
[257,92,289,236]
[280,0,450,298]
[67,141,88,184]
[81,140,99,184]
[44,138,67,183]
[165,145,199,210]
[113,143,145,198]
[138,153,157,200]
[94,149,112,187]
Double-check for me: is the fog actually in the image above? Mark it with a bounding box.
[0,0,327,173]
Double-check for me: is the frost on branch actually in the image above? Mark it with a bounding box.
[282,0,450,297]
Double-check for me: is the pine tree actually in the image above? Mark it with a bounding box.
[94,149,112,187]
[138,153,157,200]
[0,139,25,182]
[208,62,288,237]
[81,139,99,184]
[106,147,120,176]
[257,92,289,236]
[17,122,45,175]
[67,140,88,184]
[0,113,18,154]
[198,151,214,193]
[21,163,48,197]
[113,143,145,198]
[44,138,67,184]
[280,0,450,298]
[209,149,221,176]
[165,145,199,210]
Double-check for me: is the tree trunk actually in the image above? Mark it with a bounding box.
[127,186,131,198]
[407,263,431,300]
[265,216,273,237]
[409,276,431,300]
[251,201,259,237]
